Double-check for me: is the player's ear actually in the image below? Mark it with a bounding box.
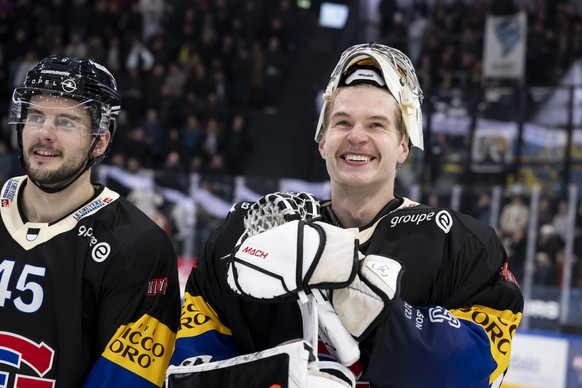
[397,139,409,165]
[318,136,326,160]
[92,131,111,158]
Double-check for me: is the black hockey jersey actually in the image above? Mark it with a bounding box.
[0,176,181,387]
[171,196,524,387]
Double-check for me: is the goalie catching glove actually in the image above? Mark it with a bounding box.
[227,219,359,300]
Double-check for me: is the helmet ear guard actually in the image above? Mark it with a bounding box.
[315,43,424,150]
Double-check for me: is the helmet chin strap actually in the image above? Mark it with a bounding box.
[19,135,101,194]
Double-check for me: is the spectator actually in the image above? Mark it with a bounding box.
[262,35,286,114]
[552,199,570,244]
[537,196,555,229]
[64,31,88,59]
[499,193,529,240]
[378,0,400,38]
[508,227,527,285]
[474,191,493,226]
[202,118,224,161]
[155,150,189,193]
[535,224,561,286]
[407,10,428,66]
[140,0,164,43]
[180,114,205,161]
[225,113,252,176]
[125,35,155,74]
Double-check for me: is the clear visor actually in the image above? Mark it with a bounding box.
[9,88,113,136]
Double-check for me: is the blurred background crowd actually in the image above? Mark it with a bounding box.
[2,0,582,329]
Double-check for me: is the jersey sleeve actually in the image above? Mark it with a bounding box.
[363,225,523,387]
[83,219,181,387]
[170,204,248,367]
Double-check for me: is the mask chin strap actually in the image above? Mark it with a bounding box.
[18,132,101,194]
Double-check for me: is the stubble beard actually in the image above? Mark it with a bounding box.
[24,146,88,187]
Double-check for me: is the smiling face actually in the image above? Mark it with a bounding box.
[318,84,409,194]
[21,95,108,189]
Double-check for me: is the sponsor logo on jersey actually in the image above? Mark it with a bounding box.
[146,278,168,296]
[389,209,453,234]
[451,305,522,382]
[177,293,232,338]
[435,210,453,233]
[102,315,175,386]
[0,331,56,387]
[500,262,520,287]
[91,241,111,262]
[2,178,18,204]
[72,197,114,221]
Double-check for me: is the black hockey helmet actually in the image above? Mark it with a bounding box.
[8,56,121,193]
[9,55,121,165]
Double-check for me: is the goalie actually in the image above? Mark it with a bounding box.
[169,43,524,387]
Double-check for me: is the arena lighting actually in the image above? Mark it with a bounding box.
[296,0,311,9]
[319,2,350,29]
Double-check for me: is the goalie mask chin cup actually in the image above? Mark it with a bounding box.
[315,42,424,150]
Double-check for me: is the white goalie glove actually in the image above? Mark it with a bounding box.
[227,218,359,300]
[226,192,402,367]
[226,192,360,300]
[225,192,361,367]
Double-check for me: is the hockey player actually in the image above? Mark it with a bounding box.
[170,43,524,387]
[0,56,180,387]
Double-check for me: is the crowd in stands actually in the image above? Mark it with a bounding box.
[425,189,582,290]
[378,0,582,90]
[2,0,582,290]
[0,0,307,185]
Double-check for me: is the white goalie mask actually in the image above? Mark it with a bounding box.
[315,43,424,150]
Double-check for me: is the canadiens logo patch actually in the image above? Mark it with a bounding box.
[0,332,56,385]
[1,198,9,207]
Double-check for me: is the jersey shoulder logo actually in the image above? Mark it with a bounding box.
[435,210,453,233]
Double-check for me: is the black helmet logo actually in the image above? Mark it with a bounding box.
[61,79,77,93]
